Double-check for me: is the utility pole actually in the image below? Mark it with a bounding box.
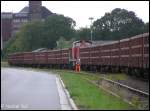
[1,17,3,50]
[89,17,94,42]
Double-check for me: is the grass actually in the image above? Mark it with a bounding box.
[55,70,136,110]
[1,61,10,67]
[105,73,128,81]
[63,70,128,81]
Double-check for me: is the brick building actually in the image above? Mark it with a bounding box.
[1,1,53,49]
[1,13,13,43]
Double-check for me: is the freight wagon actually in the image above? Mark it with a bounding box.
[8,33,149,78]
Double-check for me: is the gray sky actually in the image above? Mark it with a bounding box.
[1,1,149,29]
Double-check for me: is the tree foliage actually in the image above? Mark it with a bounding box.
[142,22,149,33]
[3,14,76,58]
[43,14,76,48]
[56,37,75,49]
[93,8,146,40]
[76,27,91,40]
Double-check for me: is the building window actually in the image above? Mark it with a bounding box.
[13,19,20,23]
[22,19,28,22]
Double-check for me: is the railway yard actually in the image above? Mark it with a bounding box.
[1,1,149,110]
[8,33,149,78]
[100,73,149,93]
[3,33,149,110]
[1,61,149,110]
[56,70,149,109]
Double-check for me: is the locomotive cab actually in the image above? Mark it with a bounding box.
[69,40,92,72]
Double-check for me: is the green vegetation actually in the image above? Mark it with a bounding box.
[131,96,141,108]
[75,71,128,81]
[2,14,77,59]
[56,37,75,49]
[105,73,128,81]
[93,8,149,40]
[2,8,149,59]
[76,27,91,40]
[1,61,9,67]
[55,70,136,110]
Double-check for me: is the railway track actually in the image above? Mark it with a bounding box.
[83,75,149,110]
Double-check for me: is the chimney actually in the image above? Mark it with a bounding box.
[29,1,42,21]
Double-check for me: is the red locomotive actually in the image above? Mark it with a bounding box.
[8,33,149,78]
[71,40,92,72]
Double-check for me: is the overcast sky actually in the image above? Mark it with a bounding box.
[1,1,149,29]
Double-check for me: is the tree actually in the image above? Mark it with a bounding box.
[3,14,77,59]
[44,14,76,41]
[142,22,149,33]
[93,8,145,40]
[76,27,91,40]
[56,37,75,49]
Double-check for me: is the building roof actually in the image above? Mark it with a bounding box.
[92,40,116,46]
[41,6,53,18]
[19,6,29,13]
[32,48,47,52]
[19,6,53,19]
